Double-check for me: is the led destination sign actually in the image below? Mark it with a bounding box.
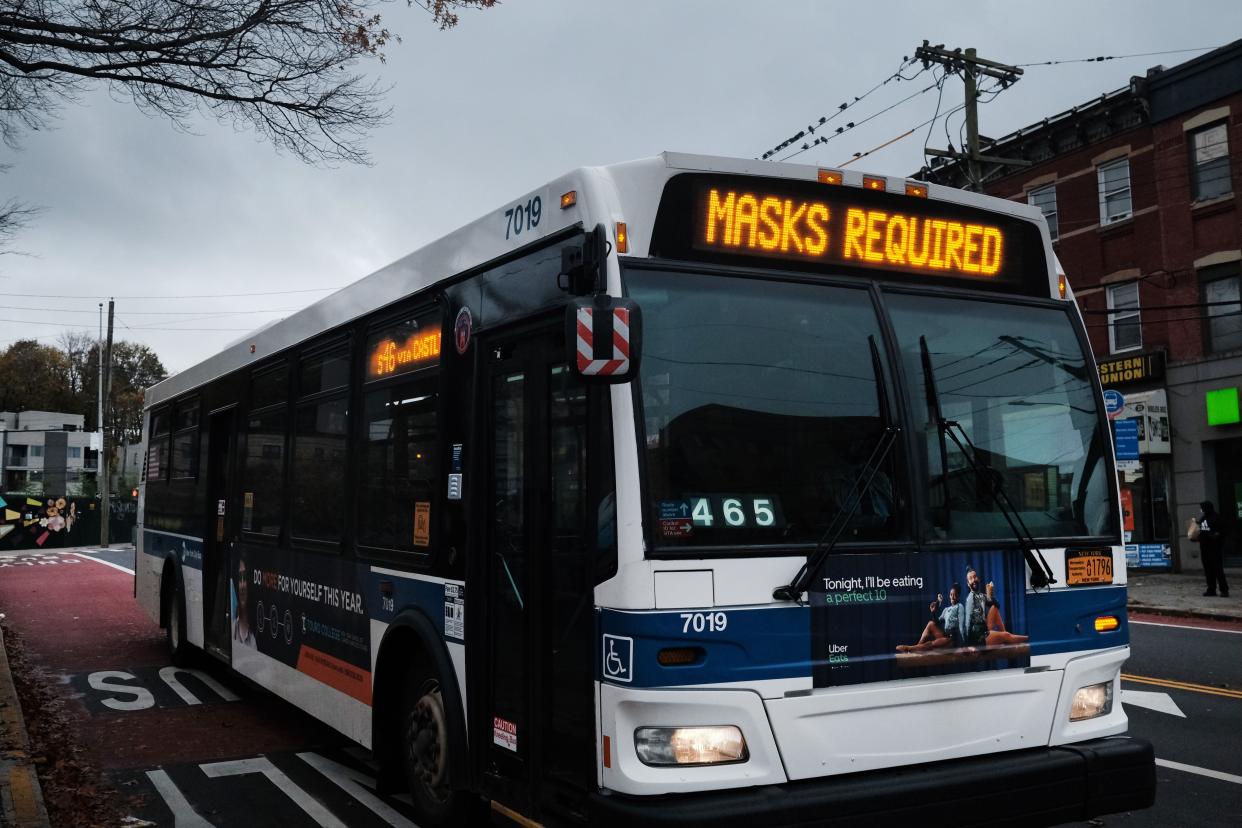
[702,188,1005,278]
[367,324,441,380]
[647,174,1047,294]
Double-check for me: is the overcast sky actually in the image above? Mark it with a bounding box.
[1,0,1239,374]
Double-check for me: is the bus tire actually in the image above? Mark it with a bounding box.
[165,569,192,667]
[401,663,469,826]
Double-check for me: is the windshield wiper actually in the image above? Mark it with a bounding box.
[918,337,1057,590]
[773,337,900,603]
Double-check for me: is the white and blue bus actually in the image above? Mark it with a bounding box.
[137,153,1155,826]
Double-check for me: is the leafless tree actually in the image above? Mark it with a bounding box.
[0,0,496,164]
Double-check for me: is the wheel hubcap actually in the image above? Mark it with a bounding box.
[406,684,449,803]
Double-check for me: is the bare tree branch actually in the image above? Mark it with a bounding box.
[0,0,497,163]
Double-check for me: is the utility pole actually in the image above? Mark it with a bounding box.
[915,42,1030,190]
[99,298,114,549]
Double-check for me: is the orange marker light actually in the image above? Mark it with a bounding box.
[863,175,887,192]
[560,190,577,209]
[1058,274,1068,299]
[615,222,629,253]
[905,182,928,198]
[1094,615,1120,633]
[818,169,844,185]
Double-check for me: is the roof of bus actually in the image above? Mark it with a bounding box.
[144,152,1049,409]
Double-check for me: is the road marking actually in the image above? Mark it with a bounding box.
[297,752,418,827]
[73,552,135,575]
[1130,619,1242,635]
[201,757,349,828]
[1120,689,1186,717]
[146,769,215,828]
[1157,758,1242,785]
[1122,673,1242,700]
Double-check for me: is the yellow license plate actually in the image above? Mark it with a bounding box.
[1066,550,1114,586]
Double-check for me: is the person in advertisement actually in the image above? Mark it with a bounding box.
[897,583,964,652]
[1193,501,1230,598]
[962,568,1028,647]
[233,549,257,647]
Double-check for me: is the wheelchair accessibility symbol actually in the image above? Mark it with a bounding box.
[602,634,633,683]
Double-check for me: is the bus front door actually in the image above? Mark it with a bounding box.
[202,407,237,661]
[477,323,599,823]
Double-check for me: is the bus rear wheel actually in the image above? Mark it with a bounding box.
[401,668,465,825]
[166,577,192,666]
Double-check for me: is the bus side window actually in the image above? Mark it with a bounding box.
[291,346,350,545]
[147,409,171,484]
[243,364,288,538]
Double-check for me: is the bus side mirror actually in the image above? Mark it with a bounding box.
[566,295,642,384]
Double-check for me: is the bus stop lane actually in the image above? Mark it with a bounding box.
[0,549,420,827]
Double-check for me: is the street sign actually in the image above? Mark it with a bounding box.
[1113,418,1140,460]
[1103,389,1125,419]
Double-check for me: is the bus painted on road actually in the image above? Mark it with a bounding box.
[137,153,1155,826]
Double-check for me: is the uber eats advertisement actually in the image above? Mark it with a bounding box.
[811,550,1029,688]
[230,546,373,704]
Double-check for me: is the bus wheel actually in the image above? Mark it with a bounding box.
[166,579,192,666]
[401,668,462,825]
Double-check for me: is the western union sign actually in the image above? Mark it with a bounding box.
[1097,351,1165,388]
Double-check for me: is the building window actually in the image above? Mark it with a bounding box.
[1202,264,1242,353]
[1028,184,1058,241]
[1108,282,1142,353]
[1190,121,1231,202]
[1098,158,1132,224]
[68,447,81,460]
[29,445,43,458]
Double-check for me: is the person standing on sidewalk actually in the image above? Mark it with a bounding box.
[1195,501,1230,598]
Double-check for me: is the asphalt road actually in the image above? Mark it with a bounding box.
[1087,616,1242,827]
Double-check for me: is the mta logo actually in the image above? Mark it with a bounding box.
[602,634,633,683]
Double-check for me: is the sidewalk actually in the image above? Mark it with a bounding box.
[1127,568,1242,622]
[0,626,50,828]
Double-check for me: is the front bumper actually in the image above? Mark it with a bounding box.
[587,736,1155,827]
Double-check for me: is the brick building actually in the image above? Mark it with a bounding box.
[922,40,1242,572]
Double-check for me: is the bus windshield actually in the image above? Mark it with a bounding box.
[628,267,1115,551]
[629,268,901,549]
[888,292,1116,542]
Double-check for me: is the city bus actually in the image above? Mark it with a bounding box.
[136,153,1155,826]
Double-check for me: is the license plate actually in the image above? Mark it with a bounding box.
[1066,549,1114,586]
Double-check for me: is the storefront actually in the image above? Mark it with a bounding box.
[1098,351,1175,571]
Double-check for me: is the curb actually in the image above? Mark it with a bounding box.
[1127,603,1242,624]
[0,626,51,828]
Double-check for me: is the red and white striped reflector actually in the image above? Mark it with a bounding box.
[576,305,631,376]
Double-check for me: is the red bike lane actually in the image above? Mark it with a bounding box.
[0,549,421,827]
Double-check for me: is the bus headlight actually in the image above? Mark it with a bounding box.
[634,725,748,766]
[1069,681,1114,721]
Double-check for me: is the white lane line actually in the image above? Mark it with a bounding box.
[72,552,135,575]
[1157,758,1242,785]
[146,769,215,828]
[1130,619,1242,635]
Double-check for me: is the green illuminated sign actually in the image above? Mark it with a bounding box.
[1206,387,1240,426]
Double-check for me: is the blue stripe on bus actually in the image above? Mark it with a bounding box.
[1025,584,1129,656]
[365,570,462,644]
[598,605,809,688]
[142,529,203,570]
[598,586,1129,688]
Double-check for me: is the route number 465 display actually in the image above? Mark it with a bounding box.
[688,495,784,529]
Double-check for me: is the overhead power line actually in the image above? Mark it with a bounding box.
[758,56,926,161]
[5,287,341,300]
[1017,45,1222,68]
[0,317,259,332]
[0,305,298,315]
